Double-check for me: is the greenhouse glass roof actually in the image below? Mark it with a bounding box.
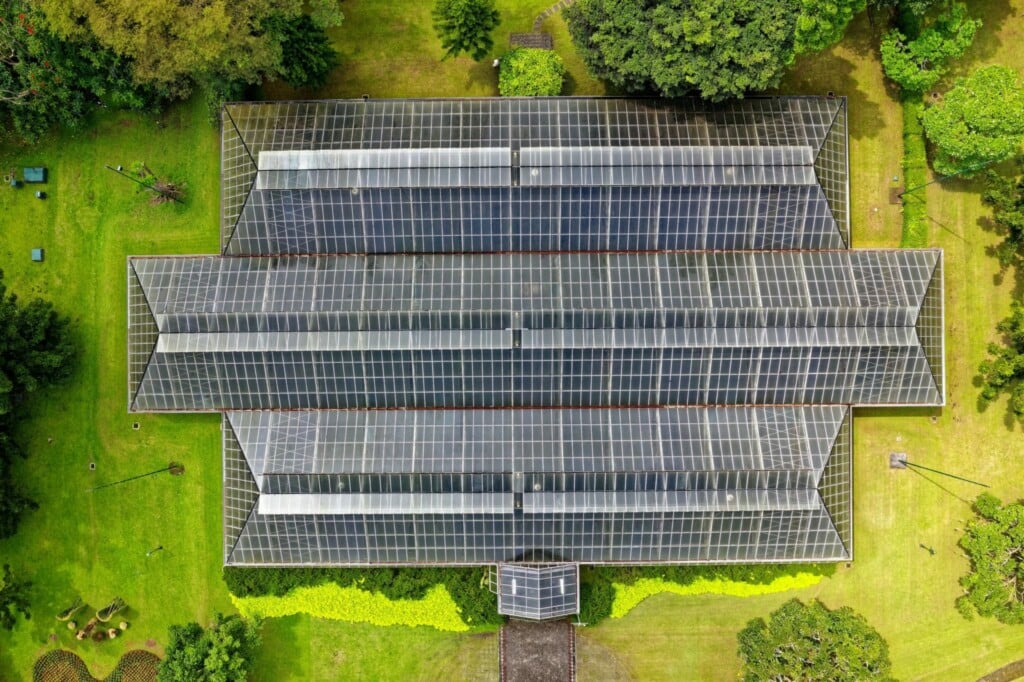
[221,98,849,255]
[125,97,944,593]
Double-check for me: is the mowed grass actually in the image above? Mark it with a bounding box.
[253,616,498,682]
[579,5,1024,681]
[0,100,229,679]
[261,0,604,100]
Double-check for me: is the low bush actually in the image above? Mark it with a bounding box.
[223,566,501,627]
[499,48,565,97]
[232,582,469,632]
[579,563,833,624]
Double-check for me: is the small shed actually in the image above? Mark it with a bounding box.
[23,167,47,183]
[31,248,44,262]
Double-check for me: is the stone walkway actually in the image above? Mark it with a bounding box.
[533,0,577,32]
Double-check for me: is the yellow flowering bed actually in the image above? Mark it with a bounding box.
[610,572,824,619]
[231,582,469,632]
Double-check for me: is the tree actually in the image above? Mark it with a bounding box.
[0,2,162,143]
[881,3,980,94]
[958,494,1024,624]
[0,564,31,631]
[431,0,500,61]
[921,65,1024,176]
[737,599,894,681]
[158,613,260,682]
[499,48,565,97]
[565,0,863,102]
[35,0,343,97]
[981,161,1024,271]
[978,302,1024,421]
[270,14,339,90]
[0,270,76,538]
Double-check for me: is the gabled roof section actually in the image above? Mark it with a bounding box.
[914,253,946,404]
[222,408,851,566]
[220,97,849,256]
[497,564,579,620]
[128,251,945,411]
[817,407,852,558]
[223,416,261,564]
[812,98,850,247]
[126,259,160,410]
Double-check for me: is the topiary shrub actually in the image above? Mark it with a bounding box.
[499,48,565,97]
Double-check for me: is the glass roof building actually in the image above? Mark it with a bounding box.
[129,97,944,620]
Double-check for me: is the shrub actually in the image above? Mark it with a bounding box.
[231,582,469,632]
[578,564,833,625]
[499,49,565,97]
[222,566,501,627]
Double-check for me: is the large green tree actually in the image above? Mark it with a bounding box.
[921,65,1024,176]
[35,0,342,97]
[432,0,500,61]
[981,161,1024,271]
[0,2,159,142]
[565,0,864,101]
[880,3,980,94]
[158,614,260,682]
[737,599,894,681]
[0,564,31,631]
[978,302,1024,421]
[958,494,1024,624]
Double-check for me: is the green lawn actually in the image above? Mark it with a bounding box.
[3,3,1024,681]
[262,0,605,100]
[0,99,229,679]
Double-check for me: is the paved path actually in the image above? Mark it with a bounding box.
[534,0,577,32]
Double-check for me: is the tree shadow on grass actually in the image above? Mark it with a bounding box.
[251,615,307,682]
[465,60,499,95]
[855,406,942,419]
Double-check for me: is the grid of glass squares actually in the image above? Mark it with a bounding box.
[221,98,848,255]
[221,407,851,565]
[497,564,579,620]
[129,251,944,411]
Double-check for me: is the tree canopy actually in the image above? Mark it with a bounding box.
[958,494,1024,624]
[499,48,565,97]
[432,0,500,61]
[921,65,1024,176]
[880,3,980,94]
[0,270,76,538]
[981,161,1024,271]
[737,598,894,681]
[0,564,31,631]
[34,0,341,93]
[0,2,158,142]
[565,0,864,101]
[158,613,260,682]
[978,302,1024,422]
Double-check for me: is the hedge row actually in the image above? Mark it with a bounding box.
[609,572,825,619]
[232,582,470,631]
[579,563,834,624]
[223,566,502,626]
[902,96,930,247]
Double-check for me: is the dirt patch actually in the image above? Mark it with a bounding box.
[500,619,575,682]
[978,658,1024,682]
[574,631,633,681]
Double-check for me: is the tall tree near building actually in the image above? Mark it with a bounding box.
[565,0,864,101]
[432,0,500,61]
